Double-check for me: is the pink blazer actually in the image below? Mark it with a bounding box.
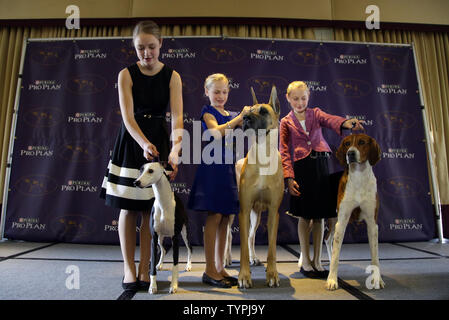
[279,107,346,179]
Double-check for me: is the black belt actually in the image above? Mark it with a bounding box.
[309,150,330,159]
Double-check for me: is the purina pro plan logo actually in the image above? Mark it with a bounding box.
[61,180,98,193]
[162,48,196,59]
[74,49,107,60]
[250,49,284,61]
[28,80,62,91]
[68,112,103,124]
[20,145,54,157]
[12,217,46,231]
[334,54,368,65]
[390,218,423,231]
[304,80,327,92]
[377,84,407,95]
[383,148,415,159]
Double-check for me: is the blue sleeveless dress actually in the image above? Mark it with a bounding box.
[187,105,240,215]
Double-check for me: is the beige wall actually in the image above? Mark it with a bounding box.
[131,0,332,20]
[0,0,448,25]
[332,0,449,25]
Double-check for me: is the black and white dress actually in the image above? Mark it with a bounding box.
[100,63,172,211]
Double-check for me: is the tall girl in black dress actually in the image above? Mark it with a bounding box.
[100,21,183,290]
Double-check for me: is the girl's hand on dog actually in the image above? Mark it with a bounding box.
[343,118,365,131]
[240,106,252,117]
[238,106,252,125]
[168,151,179,181]
[143,142,159,160]
[287,178,301,196]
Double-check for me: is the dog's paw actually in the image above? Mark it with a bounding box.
[297,253,303,269]
[185,262,192,272]
[224,255,233,267]
[266,270,280,288]
[148,285,157,294]
[325,277,339,291]
[238,271,253,289]
[169,285,178,294]
[250,258,262,266]
[367,273,385,290]
[378,277,385,289]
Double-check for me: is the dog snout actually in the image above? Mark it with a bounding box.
[242,115,253,130]
[133,180,141,187]
[347,150,357,163]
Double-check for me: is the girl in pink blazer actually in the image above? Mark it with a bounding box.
[280,81,364,278]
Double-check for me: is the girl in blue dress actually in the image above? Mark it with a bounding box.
[188,73,250,288]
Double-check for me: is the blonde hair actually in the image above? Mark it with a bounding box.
[287,81,310,96]
[204,73,229,89]
[133,20,161,42]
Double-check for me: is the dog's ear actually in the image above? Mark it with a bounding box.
[336,138,348,167]
[368,137,381,166]
[268,86,281,115]
[250,87,258,105]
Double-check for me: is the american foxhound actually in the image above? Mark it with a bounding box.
[326,133,385,290]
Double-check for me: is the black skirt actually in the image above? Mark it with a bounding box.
[100,115,170,211]
[286,152,338,219]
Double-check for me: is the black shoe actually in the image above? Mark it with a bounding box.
[312,268,329,279]
[300,267,321,279]
[122,277,139,291]
[202,273,231,288]
[137,279,151,291]
[311,263,329,279]
[224,276,238,286]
